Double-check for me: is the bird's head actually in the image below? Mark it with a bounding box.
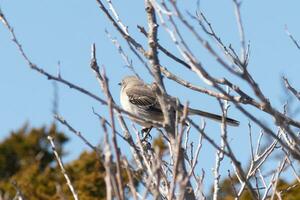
[119,76,142,89]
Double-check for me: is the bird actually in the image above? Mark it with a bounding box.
[119,76,239,130]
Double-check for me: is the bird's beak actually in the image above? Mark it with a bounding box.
[118,82,121,86]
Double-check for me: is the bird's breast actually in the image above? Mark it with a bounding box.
[120,90,153,127]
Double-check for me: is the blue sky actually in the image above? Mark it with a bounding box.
[1,0,300,193]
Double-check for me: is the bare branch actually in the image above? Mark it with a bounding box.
[283,76,300,101]
[105,0,129,34]
[232,0,247,62]
[101,119,114,200]
[101,67,124,200]
[47,136,79,200]
[285,25,300,50]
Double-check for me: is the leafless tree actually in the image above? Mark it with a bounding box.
[1,0,300,199]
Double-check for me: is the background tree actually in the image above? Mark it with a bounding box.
[1,0,300,199]
[0,124,136,200]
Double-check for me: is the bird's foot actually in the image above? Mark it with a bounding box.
[141,127,153,142]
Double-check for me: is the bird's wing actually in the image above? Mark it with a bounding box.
[126,85,162,112]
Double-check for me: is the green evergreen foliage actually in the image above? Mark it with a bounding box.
[0,124,67,180]
[0,123,138,199]
[213,175,300,199]
[0,123,68,199]
[66,151,107,200]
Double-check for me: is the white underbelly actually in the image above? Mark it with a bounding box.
[120,91,153,127]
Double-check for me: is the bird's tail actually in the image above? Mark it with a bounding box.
[188,108,240,127]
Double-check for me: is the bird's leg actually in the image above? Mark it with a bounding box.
[141,126,153,142]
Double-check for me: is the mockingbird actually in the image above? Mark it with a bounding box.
[120,76,239,130]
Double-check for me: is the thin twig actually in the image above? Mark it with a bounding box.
[47,136,79,200]
[283,76,300,101]
[285,25,300,50]
[101,119,119,200]
[232,0,247,62]
[101,67,124,200]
